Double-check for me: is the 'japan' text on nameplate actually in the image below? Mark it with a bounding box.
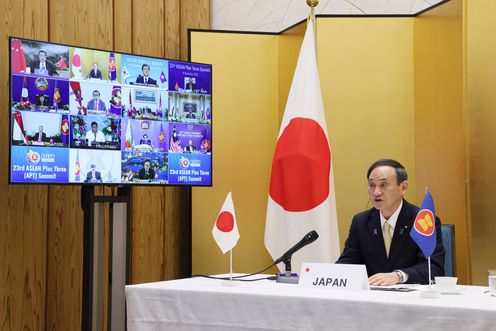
[299,263,370,291]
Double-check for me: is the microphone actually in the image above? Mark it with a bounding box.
[191,230,319,284]
[275,230,319,264]
[125,75,140,84]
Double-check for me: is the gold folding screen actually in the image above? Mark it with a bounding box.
[191,0,472,285]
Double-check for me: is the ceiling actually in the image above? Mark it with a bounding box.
[211,0,445,32]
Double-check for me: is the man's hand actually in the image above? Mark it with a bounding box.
[368,272,400,286]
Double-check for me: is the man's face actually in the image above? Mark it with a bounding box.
[368,166,407,218]
[93,92,100,101]
[39,126,43,132]
[142,66,150,77]
[93,63,98,70]
[91,124,98,133]
[144,161,151,170]
[39,52,47,62]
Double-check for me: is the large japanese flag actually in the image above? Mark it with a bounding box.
[264,16,340,272]
[212,192,240,254]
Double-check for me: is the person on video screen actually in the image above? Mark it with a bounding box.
[138,159,155,180]
[185,107,196,119]
[183,140,196,153]
[86,90,107,112]
[85,121,105,145]
[36,94,50,109]
[139,134,152,146]
[185,77,196,91]
[87,63,102,79]
[33,125,47,142]
[85,164,103,183]
[30,50,58,76]
[136,64,157,86]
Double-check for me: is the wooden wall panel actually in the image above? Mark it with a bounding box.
[1,0,210,330]
[45,188,84,331]
[129,0,167,284]
[0,1,49,331]
[165,0,181,59]
[180,0,210,60]
[113,0,132,54]
[163,187,191,279]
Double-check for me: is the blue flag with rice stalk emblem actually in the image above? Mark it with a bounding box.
[410,191,437,258]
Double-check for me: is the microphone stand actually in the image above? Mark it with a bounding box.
[276,257,299,284]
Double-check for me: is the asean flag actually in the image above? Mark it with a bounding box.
[212,192,240,254]
[264,16,340,272]
[410,191,437,258]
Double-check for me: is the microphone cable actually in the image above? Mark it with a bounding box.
[191,261,279,282]
[191,274,277,282]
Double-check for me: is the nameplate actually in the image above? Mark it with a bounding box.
[299,263,369,291]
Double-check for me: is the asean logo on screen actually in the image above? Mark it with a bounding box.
[179,156,189,169]
[413,209,435,236]
[26,150,41,165]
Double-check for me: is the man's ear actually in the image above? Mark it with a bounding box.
[400,180,408,195]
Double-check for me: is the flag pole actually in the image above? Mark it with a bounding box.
[425,186,432,287]
[229,249,233,281]
[419,186,439,298]
[428,256,432,287]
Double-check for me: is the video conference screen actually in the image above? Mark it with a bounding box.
[9,37,212,186]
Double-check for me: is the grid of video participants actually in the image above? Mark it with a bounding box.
[10,37,212,185]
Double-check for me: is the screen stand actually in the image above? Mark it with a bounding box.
[81,186,132,331]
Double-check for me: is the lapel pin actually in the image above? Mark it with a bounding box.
[373,228,378,236]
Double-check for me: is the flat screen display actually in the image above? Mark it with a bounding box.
[9,37,212,186]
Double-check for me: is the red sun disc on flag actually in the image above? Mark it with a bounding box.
[269,117,330,212]
[413,209,435,236]
[216,211,234,232]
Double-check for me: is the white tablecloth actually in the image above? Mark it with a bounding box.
[126,276,496,331]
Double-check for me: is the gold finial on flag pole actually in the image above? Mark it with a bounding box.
[306,0,318,20]
[306,0,319,7]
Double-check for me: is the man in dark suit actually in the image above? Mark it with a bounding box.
[85,164,102,183]
[183,140,196,153]
[185,77,196,91]
[30,50,58,76]
[86,90,107,112]
[33,125,47,142]
[135,64,157,86]
[336,159,445,285]
[138,159,155,180]
[87,63,102,79]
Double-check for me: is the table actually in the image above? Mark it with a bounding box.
[125,276,496,331]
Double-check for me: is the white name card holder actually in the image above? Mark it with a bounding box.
[299,263,370,291]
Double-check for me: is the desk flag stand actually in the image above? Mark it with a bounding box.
[222,249,241,287]
[212,192,241,286]
[421,256,440,298]
[414,188,441,298]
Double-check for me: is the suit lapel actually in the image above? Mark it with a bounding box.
[367,209,388,260]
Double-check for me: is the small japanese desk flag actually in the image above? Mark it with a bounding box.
[212,192,240,254]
